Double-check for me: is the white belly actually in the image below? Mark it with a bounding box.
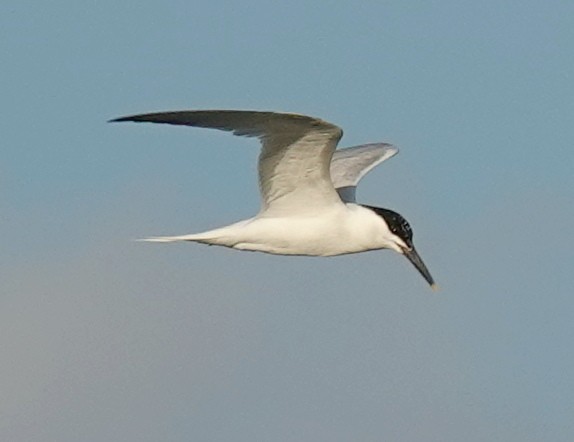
[225,205,387,256]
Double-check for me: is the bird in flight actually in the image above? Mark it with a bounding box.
[110,110,436,289]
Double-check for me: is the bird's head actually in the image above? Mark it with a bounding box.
[365,206,437,290]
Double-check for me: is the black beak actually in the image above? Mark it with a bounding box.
[402,245,437,290]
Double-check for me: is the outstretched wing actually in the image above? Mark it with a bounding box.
[329,143,398,203]
[111,110,345,216]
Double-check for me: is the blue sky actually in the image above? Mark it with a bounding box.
[2,1,573,441]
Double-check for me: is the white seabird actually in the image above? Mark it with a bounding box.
[111,110,436,289]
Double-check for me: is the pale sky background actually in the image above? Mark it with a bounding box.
[2,1,574,441]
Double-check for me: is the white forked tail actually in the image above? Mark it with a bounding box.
[137,234,206,243]
[137,220,253,245]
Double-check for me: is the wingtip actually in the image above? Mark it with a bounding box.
[108,116,133,123]
[430,283,440,292]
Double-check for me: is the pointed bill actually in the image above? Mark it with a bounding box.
[402,246,436,289]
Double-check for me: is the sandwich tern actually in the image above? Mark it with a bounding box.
[111,110,436,289]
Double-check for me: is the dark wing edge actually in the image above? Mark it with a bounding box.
[109,110,342,140]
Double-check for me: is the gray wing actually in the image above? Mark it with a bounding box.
[330,143,398,203]
[111,110,345,216]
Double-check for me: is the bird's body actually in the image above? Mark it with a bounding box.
[147,203,395,257]
[111,110,436,288]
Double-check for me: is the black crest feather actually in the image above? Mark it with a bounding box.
[363,205,413,244]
